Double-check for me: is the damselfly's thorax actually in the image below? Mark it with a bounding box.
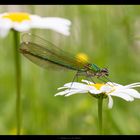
[83,63,109,78]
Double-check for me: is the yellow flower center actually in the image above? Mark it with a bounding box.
[90,83,105,90]
[2,12,31,22]
[76,53,89,64]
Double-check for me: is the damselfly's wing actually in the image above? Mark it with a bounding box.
[20,33,90,71]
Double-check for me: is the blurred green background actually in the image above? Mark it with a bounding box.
[0,5,140,135]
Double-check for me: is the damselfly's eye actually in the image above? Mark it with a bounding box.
[102,68,108,72]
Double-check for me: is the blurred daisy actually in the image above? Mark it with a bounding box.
[0,12,71,37]
[55,80,140,109]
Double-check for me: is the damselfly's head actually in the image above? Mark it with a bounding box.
[100,68,109,77]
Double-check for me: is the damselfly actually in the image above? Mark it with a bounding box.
[19,33,110,83]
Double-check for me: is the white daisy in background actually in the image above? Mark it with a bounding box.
[55,80,140,109]
[0,12,71,37]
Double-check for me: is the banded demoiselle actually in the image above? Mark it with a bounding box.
[19,33,109,82]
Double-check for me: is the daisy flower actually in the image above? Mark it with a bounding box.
[55,80,140,109]
[0,12,71,37]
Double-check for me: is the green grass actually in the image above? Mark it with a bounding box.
[0,5,140,134]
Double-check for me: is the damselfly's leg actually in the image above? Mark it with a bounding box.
[88,76,96,84]
[98,77,108,84]
[69,71,79,90]
[85,76,96,85]
[103,76,115,86]
[76,73,79,82]
[85,71,96,84]
[98,76,114,86]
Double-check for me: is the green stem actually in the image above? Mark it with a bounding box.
[98,95,103,135]
[13,30,21,135]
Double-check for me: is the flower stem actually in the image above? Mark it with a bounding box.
[98,95,103,135]
[13,30,21,135]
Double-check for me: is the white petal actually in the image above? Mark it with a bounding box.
[55,89,87,97]
[62,82,96,91]
[110,92,134,101]
[114,82,140,90]
[44,17,71,26]
[29,15,44,27]
[120,89,140,99]
[89,89,102,94]
[57,86,69,90]
[55,89,70,96]
[100,85,113,93]
[57,82,76,90]
[65,90,87,96]
[13,21,31,32]
[0,18,12,37]
[0,13,6,17]
[30,16,71,36]
[0,18,12,29]
[124,82,140,89]
[108,95,113,109]
[0,28,10,38]
[82,79,94,85]
[107,82,122,86]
